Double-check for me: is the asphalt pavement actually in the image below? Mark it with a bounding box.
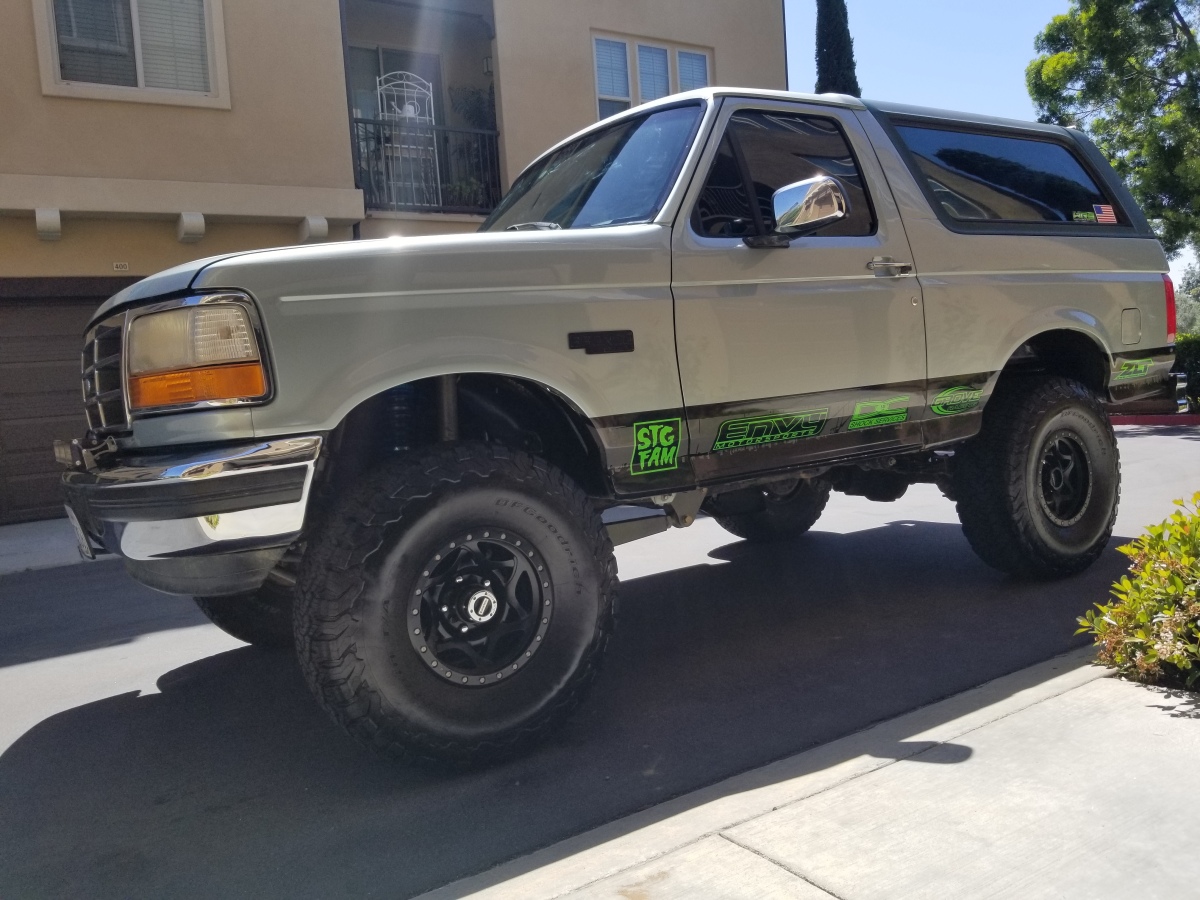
[0,426,1195,899]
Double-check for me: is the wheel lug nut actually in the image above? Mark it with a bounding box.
[483,579,491,587]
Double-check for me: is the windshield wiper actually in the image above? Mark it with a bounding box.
[505,221,562,231]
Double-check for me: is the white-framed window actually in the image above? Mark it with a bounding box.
[593,34,712,120]
[32,0,230,108]
[677,50,709,92]
[594,37,631,119]
[637,44,669,102]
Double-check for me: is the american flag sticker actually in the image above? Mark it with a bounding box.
[1093,204,1118,224]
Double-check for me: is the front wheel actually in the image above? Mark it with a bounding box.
[293,444,617,767]
[954,376,1120,578]
[709,477,832,543]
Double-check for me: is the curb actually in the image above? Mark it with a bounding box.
[1111,414,1200,426]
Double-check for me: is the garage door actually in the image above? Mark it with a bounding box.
[0,279,135,525]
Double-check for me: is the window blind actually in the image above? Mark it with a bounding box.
[637,46,669,102]
[54,0,138,86]
[138,0,210,92]
[594,39,629,99]
[678,51,709,92]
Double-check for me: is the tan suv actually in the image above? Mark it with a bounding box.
[59,89,1184,765]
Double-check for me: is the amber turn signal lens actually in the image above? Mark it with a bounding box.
[129,362,267,410]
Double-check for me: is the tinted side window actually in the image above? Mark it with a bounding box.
[693,111,875,238]
[895,125,1120,225]
[691,134,757,237]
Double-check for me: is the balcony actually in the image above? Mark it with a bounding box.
[353,118,502,216]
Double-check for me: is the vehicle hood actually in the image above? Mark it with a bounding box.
[89,227,665,324]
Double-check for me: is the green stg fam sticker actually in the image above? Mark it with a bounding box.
[630,418,681,476]
[712,409,828,451]
[847,396,909,431]
[1115,358,1154,381]
[931,386,983,416]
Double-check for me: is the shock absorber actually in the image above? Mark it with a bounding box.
[386,383,418,454]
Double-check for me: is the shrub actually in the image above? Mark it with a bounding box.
[1175,333,1200,410]
[1079,493,1200,688]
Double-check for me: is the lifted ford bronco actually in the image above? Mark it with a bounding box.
[59,89,1185,765]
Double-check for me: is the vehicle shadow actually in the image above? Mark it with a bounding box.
[0,521,1130,900]
[0,559,207,668]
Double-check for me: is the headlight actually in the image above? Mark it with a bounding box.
[127,302,268,411]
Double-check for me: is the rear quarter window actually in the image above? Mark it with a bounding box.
[894,124,1122,227]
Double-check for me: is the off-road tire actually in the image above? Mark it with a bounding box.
[954,375,1120,578]
[194,580,295,648]
[712,478,832,543]
[293,443,617,767]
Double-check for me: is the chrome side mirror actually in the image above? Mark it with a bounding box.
[772,176,849,236]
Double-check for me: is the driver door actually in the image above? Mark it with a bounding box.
[671,99,927,482]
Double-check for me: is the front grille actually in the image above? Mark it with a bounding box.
[81,312,130,437]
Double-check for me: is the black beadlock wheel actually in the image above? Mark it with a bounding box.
[954,375,1120,578]
[293,443,617,767]
[710,477,832,543]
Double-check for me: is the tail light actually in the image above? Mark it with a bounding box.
[1165,274,1177,344]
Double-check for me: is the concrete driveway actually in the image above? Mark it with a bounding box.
[0,426,1195,898]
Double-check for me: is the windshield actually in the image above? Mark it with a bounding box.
[481,103,704,232]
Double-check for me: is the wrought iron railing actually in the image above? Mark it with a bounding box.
[352,118,502,215]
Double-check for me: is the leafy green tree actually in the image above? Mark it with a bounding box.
[815,0,862,97]
[1027,1,1200,255]
[1178,263,1200,333]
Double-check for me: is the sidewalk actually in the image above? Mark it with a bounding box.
[421,649,1199,900]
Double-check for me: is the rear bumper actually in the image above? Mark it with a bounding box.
[59,436,321,595]
[1106,372,1189,416]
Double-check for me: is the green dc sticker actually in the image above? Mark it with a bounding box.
[1073,210,1098,223]
[931,386,983,416]
[847,396,910,431]
[630,418,681,475]
[712,409,829,451]
[1115,358,1154,381]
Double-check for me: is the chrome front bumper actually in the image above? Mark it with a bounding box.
[59,436,321,595]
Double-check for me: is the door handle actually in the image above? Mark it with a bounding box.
[867,257,914,276]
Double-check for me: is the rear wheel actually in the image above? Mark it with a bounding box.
[293,443,616,767]
[954,376,1120,578]
[194,579,295,648]
[710,477,831,543]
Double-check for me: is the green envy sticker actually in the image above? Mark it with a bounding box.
[847,396,910,431]
[1073,210,1098,223]
[630,418,681,475]
[931,386,983,416]
[1114,358,1154,381]
[712,409,828,451]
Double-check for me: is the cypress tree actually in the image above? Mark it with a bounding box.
[815,0,862,97]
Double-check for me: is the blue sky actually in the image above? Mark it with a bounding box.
[783,0,1070,120]
[783,0,1192,271]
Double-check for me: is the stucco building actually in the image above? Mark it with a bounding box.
[0,0,787,523]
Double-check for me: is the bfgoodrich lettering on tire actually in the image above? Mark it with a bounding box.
[954,376,1120,578]
[293,443,617,766]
